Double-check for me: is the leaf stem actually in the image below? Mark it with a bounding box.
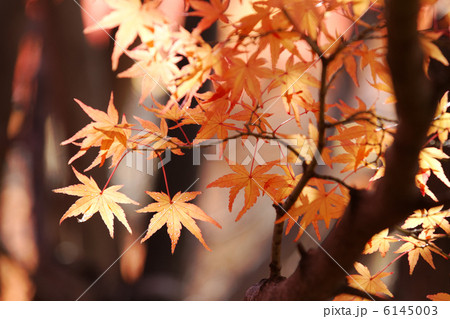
[102,149,131,193]
[373,251,409,278]
[157,151,171,198]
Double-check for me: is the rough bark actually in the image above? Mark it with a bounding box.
[245,0,442,300]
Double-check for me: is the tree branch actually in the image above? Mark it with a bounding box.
[245,0,441,300]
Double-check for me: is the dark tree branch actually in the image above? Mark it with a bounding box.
[0,1,25,179]
[269,206,284,279]
[244,0,441,300]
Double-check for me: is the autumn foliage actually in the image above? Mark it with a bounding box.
[54,0,450,300]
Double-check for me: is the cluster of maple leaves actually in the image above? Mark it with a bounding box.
[54,0,450,299]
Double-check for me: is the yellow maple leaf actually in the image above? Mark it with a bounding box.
[363,228,397,257]
[403,205,450,234]
[419,31,449,74]
[62,94,132,171]
[342,262,393,300]
[428,91,450,145]
[395,230,447,275]
[418,147,450,190]
[53,167,138,238]
[137,191,221,253]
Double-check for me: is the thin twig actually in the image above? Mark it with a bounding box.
[313,173,358,192]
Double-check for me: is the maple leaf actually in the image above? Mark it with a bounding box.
[327,45,360,87]
[174,41,219,101]
[230,102,272,134]
[145,96,188,122]
[62,94,132,171]
[224,52,272,104]
[279,180,349,240]
[131,117,184,159]
[282,179,349,241]
[427,293,450,301]
[137,191,221,253]
[195,99,237,141]
[117,47,182,103]
[363,228,397,257]
[264,165,300,202]
[281,0,324,40]
[395,230,448,275]
[256,11,301,67]
[189,0,230,34]
[355,44,386,82]
[402,205,450,234]
[336,262,393,301]
[332,141,370,173]
[268,56,320,118]
[418,147,450,190]
[53,167,138,238]
[207,161,278,221]
[419,31,449,74]
[282,193,322,240]
[84,0,167,70]
[428,91,450,145]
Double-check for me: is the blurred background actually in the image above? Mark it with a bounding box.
[0,0,448,301]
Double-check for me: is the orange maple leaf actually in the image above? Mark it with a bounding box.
[335,262,393,301]
[264,165,300,203]
[418,147,450,193]
[195,99,237,141]
[403,205,450,234]
[137,191,221,253]
[282,179,349,240]
[327,45,360,87]
[53,167,138,238]
[268,56,320,118]
[363,228,397,257]
[189,0,230,34]
[117,48,182,103]
[428,91,450,145]
[419,31,449,74]
[207,161,278,221]
[131,117,184,159]
[427,293,450,301]
[62,94,132,171]
[84,0,166,70]
[256,11,301,67]
[224,52,272,104]
[230,102,273,134]
[332,141,370,173]
[395,230,448,275]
